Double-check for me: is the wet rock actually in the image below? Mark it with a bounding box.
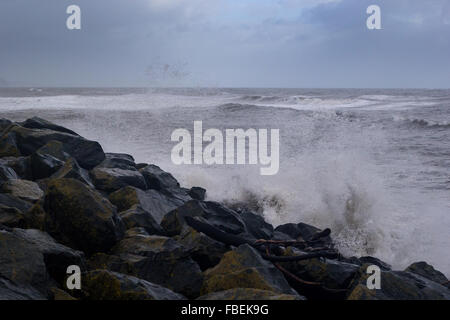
[0,124,105,169]
[139,164,180,191]
[50,287,77,300]
[109,186,184,224]
[0,193,33,213]
[119,204,163,235]
[188,187,206,201]
[98,153,137,171]
[90,167,147,192]
[30,141,68,179]
[51,158,93,187]
[0,277,46,300]
[175,226,229,270]
[405,261,448,285]
[343,256,392,271]
[11,228,86,284]
[81,270,186,300]
[274,222,332,247]
[197,288,304,300]
[1,179,44,202]
[0,157,32,179]
[0,163,18,183]
[0,229,49,293]
[108,233,203,298]
[238,209,273,240]
[201,244,298,296]
[347,264,450,300]
[44,178,125,254]
[21,117,78,136]
[0,205,25,228]
[161,200,247,237]
[0,118,12,133]
[24,203,46,230]
[282,248,359,290]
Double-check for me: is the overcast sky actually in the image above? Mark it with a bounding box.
[0,0,449,88]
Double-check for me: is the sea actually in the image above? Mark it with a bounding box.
[0,87,449,276]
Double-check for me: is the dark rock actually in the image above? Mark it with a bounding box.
[0,229,49,293]
[197,288,304,300]
[0,163,18,183]
[30,141,68,180]
[0,118,12,133]
[405,262,448,285]
[274,222,332,247]
[0,277,46,300]
[161,200,247,237]
[0,157,32,179]
[0,193,33,213]
[81,270,186,300]
[119,204,163,235]
[175,226,229,271]
[107,233,203,298]
[201,244,298,296]
[0,205,25,228]
[0,124,105,169]
[272,231,294,241]
[188,187,206,201]
[11,228,86,284]
[109,186,184,224]
[139,164,180,191]
[1,179,44,202]
[347,264,450,300]
[98,153,137,171]
[282,247,359,290]
[51,158,93,187]
[238,209,273,240]
[50,287,77,300]
[44,178,125,255]
[90,167,147,192]
[358,256,392,271]
[21,117,79,136]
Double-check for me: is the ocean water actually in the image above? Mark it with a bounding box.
[0,87,449,275]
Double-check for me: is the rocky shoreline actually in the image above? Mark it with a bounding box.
[0,117,449,300]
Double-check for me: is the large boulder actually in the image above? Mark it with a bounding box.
[0,157,32,179]
[175,226,229,270]
[109,186,184,224]
[119,204,163,235]
[43,178,125,254]
[0,228,50,294]
[188,187,206,201]
[107,232,204,298]
[161,200,247,236]
[0,163,18,183]
[21,117,79,136]
[30,141,67,179]
[1,179,44,202]
[0,124,105,169]
[139,164,180,191]
[0,277,46,300]
[201,244,298,296]
[0,204,25,228]
[90,167,147,192]
[0,193,33,213]
[347,264,450,300]
[405,261,448,286]
[197,288,303,300]
[80,270,185,300]
[98,153,137,171]
[238,209,273,240]
[51,158,93,187]
[11,228,86,285]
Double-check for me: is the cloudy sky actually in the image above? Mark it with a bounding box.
[1,0,449,88]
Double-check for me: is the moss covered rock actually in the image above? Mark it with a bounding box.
[1,179,44,202]
[109,186,184,223]
[44,178,125,254]
[347,264,450,300]
[81,270,185,300]
[197,288,303,300]
[90,167,147,192]
[201,244,297,296]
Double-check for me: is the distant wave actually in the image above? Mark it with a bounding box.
[393,116,450,129]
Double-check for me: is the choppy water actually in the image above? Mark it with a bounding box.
[1,87,449,275]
